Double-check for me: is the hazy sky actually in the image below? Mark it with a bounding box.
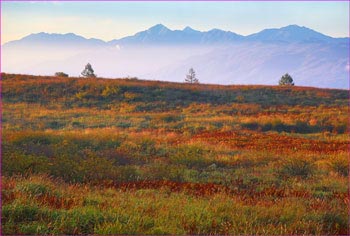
[2,1,349,44]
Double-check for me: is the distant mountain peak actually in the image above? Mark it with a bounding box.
[3,31,105,48]
[208,28,224,32]
[183,26,198,32]
[150,23,166,28]
[64,32,79,36]
[24,32,80,39]
[280,24,318,32]
[24,32,49,39]
[258,24,313,33]
[147,24,170,33]
[283,24,303,28]
[247,24,333,42]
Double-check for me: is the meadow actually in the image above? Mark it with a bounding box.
[1,73,349,235]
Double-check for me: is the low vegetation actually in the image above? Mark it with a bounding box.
[1,73,349,235]
[54,72,69,77]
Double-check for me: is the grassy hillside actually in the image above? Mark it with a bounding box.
[1,73,349,235]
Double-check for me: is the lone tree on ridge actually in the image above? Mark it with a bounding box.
[279,73,294,86]
[185,68,199,84]
[81,63,96,78]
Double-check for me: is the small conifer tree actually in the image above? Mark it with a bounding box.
[279,73,294,86]
[185,68,199,84]
[81,63,96,78]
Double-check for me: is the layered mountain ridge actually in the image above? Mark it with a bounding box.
[4,24,347,47]
[2,24,349,89]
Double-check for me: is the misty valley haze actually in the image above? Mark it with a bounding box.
[2,24,349,89]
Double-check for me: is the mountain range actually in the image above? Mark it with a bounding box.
[4,24,348,47]
[2,24,349,89]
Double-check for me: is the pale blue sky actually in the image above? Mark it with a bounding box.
[2,1,349,43]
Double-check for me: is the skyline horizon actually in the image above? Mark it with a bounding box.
[2,1,348,44]
[3,23,349,45]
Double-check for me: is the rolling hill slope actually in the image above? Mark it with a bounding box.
[2,73,349,235]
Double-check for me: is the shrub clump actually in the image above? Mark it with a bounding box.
[277,158,315,179]
[55,72,69,77]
